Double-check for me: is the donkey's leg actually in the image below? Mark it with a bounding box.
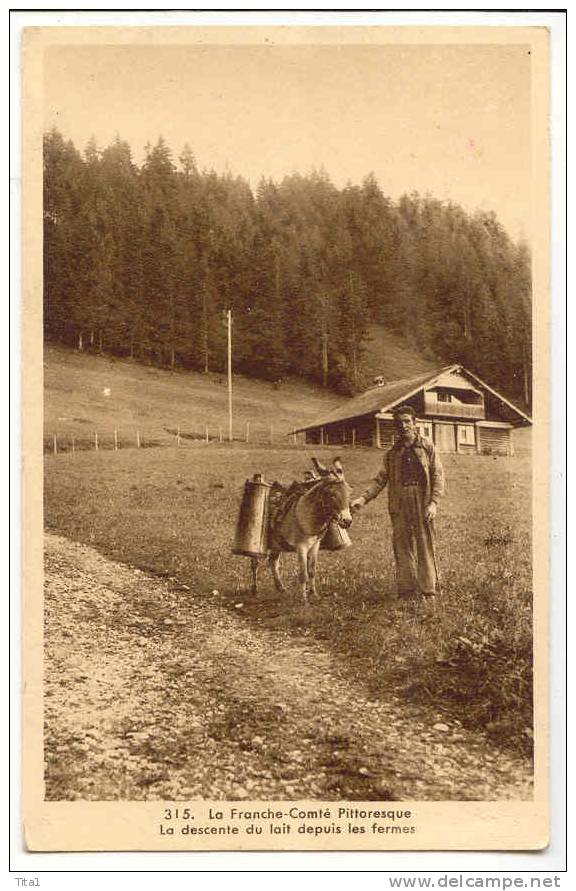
[250,557,260,596]
[296,544,309,603]
[307,540,321,599]
[269,552,286,594]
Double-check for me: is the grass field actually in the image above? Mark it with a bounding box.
[44,344,346,450]
[44,441,533,756]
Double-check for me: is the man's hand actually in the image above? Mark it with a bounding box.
[425,501,437,522]
[350,497,365,514]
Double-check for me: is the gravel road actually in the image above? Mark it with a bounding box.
[44,533,533,802]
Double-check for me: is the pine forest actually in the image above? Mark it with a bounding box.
[43,130,532,408]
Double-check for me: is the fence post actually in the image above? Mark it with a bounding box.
[71,435,75,455]
[177,426,181,447]
[245,421,250,443]
[205,424,209,443]
[292,429,297,445]
[53,434,57,456]
[94,431,99,451]
[219,426,223,443]
[352,428,356,449]
[136,430,141,449]
[114,428,118,451]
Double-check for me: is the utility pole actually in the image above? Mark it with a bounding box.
[202,288,209,373]
[227,309,233,441]
[349,271,358,386]
[522,339,530,407]
[321,292,329,388]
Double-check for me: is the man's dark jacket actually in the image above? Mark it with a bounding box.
[361,434,445,515]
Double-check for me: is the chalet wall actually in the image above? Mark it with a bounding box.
[355,417,377,446]
[305,416,376,447]
[378,419,396,450]
[478,425,512,456]
[323,424,347,446]
[304,429,322,445]
[434,421,456,453]
[304,412,517,456]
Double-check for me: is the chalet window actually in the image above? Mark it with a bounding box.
[416,422,433,440]
[437,392,452,403]
[457,424,475,445]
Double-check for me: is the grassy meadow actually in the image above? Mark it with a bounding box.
[44,441,533,756]
[43,344,346,451]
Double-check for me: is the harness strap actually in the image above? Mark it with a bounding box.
[268,479,331,549]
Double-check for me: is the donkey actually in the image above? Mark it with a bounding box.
[250,457,353,603]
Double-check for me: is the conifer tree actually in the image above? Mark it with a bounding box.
[42,128,532,408]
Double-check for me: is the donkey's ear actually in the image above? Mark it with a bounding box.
[333,456,345,478]
[312,457,330,477]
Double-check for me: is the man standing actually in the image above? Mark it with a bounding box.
[351,405,445,598]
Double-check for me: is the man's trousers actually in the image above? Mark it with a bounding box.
[391,485,438,596]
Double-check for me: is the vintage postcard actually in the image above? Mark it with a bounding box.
[22,23,550,852]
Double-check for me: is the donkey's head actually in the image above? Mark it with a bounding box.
[312,457,353,529]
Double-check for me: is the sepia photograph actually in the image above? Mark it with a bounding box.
[21,22,552,852]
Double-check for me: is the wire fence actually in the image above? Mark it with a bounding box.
[43,422,309,456]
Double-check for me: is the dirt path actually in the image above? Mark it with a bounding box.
[44,533,533,802]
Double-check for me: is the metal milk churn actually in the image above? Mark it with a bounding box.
[232,473,272,557]
[320,520,352,551]
[305,469,352,551]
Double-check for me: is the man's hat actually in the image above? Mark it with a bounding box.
[392,404,416,419]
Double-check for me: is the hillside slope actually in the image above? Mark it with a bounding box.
[44,345,346,447]
[44,340,531,454]
[358,325,440,388]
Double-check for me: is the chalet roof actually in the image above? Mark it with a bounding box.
[295,367,448,432]
[294,364,532,432]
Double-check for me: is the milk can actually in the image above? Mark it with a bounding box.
[303,472,352,550]
[232,473,272,557]
[320,520,352,551]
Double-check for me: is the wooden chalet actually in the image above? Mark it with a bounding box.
[296,365,531,456]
